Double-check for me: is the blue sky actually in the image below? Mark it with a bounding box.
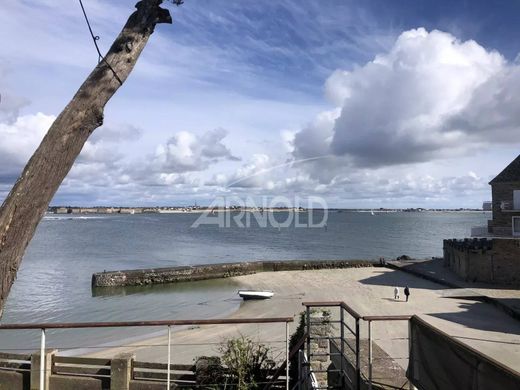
[1,0,520,208]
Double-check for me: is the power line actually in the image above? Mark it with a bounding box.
[78,0,123,85]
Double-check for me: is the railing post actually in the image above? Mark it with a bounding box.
[31,339,54,390]
[167,325,171,389]
[297,350,302,390]
[355,318,360,390]
[111,353,134,390]
[40,328,45,390]
[286,321,290,390]
[368,320,373,390]
[408,319,415,390]
[340,307,345,388]
[305,306,310,369]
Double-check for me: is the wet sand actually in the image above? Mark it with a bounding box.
[85,267,520,373]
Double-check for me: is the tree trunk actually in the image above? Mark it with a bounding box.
[0,0,172,316]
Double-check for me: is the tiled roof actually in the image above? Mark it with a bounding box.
[490,154,520,184]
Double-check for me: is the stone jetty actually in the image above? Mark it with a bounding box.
[92,259,376,287]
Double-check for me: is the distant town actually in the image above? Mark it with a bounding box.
[46,205,490,214]
[47,206,307,214]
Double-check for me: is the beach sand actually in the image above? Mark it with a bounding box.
[85,266,520,373]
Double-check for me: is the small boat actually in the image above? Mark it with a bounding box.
[238,290,274,300]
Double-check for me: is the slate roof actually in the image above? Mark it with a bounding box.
[490,154,520,184]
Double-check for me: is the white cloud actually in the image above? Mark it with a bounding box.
[0,92,29,125]
[0,113,55,181]
[331,28,509,166]
[151,128,239,174]
[2,19,518,208]
[294,28,520,170]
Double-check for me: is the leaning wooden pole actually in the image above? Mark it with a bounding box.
[0,0,173,316]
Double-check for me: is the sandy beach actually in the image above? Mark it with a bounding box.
[85,266,520,373]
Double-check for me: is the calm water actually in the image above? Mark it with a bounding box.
[0,211,488,351]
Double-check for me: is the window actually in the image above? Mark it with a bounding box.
[514,190,520,210]
[513,217,520,236]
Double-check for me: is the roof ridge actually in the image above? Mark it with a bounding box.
[489,154,520,184]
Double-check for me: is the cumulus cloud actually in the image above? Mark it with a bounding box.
[226,154,274,189]
[151,128,239,173]
[0,92,29,124]
[0,113,55,182]
[0,66,31,124]
[294,28,520,169]
[1,25,515,207]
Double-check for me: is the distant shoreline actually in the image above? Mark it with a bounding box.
[46,207,490,215]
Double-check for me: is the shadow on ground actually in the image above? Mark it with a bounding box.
[359,264,520,335]
[427,300,520,336]
[358,267,446,291]
[395,258,519,291]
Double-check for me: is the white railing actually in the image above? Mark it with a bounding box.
[297,350,319,390]
[471,226,490,237]
[500,201,520,211]
[0,317,293,390]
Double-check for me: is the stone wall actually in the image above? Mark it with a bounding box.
[92,259,376,288]
[443,238,520,285]
[307,311,332,388]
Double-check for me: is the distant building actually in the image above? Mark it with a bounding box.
[444,154,520,285]
[482,201,492,211]
[487,154,520,237]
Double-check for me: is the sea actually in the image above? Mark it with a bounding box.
[0,210,488,352]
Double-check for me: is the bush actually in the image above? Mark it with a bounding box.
[195,335,275,389]
[218,335,275,389]
[195,356,226,388]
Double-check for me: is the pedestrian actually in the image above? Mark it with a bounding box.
[404,286,410,302]
[394,286,400,300]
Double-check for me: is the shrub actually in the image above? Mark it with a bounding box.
[218,335,275,389]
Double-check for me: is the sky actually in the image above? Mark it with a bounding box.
[1,0,520,208]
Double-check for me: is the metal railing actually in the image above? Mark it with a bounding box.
[499,201,520,211]
[470,225,490,237]
[0,316,294,390]
[296,350,319,390]
[362,315,412,390]
[301,302,413,390]
[302,301,362,390]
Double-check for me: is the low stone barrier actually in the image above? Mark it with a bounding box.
[443,238,520,285]
[92,259,376,288]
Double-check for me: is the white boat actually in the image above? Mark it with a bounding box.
[238,290,274,300]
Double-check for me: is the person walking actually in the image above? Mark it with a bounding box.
[404,286,410,302]
[394,286,400,300]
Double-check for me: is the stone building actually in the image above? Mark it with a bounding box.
[487,154,520,236]
[444,154,520,285]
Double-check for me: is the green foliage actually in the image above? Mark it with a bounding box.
[288,311,306,387]
[195,356,226,388]
[217,335,275,389]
